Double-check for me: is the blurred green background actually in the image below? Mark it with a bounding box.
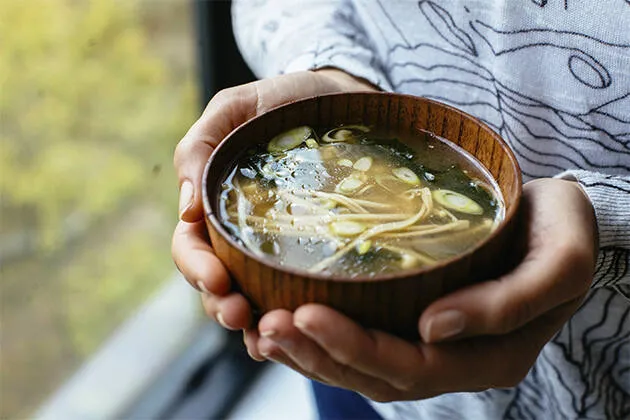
[0,1,197,417]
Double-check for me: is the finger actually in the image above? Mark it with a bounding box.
[174,85,258,222]
[243,329,265,362]
[420,189,593,343]
[257,309,334,378]
[258,337,329,384]
[172,220,231,295]
[293,304,429,394]
[174,71,344,222]
[415,298,582,392]
[296,301,578,395]
[419,256,575,343]
[201,292,252,330]
[174,70,361,222]
[257,309,399,402]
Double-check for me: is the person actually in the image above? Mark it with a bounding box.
[172,1,630,418]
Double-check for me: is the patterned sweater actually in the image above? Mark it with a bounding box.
[232,1,630,418]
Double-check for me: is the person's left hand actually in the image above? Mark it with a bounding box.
[244,178,598,402]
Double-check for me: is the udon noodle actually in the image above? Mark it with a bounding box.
[219,124,504,277]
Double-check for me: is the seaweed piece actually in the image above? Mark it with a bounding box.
[430,166,498,216]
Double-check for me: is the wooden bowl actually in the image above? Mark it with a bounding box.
[202,92,522,339]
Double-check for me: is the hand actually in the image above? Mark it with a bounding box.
[249,178,598,401]
[171,70,378,341]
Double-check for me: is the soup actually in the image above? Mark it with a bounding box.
[218,124,504,277]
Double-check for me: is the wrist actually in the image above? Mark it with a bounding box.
[565,179,600,265]
[526,178,599,271]
[313,67,380,92]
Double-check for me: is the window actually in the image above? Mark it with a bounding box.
[0,1,197,417]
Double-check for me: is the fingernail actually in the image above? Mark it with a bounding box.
[294,320,308,331]
[425,310,466,342]
[178,181,194,219]
[260,329,276,338]
[217,312,233,330]
[243,330,262,361]
[246,345,264,362]
[251,351,266,362]
[258,336,275,359]
[197,281,210,295]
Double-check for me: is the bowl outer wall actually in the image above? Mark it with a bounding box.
[202,92,522,339]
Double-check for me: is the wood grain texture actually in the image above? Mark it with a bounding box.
[202,92,522,339]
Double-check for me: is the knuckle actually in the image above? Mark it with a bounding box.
[173,138,196,167]
[212,87,233,103]
[204,87,238,115]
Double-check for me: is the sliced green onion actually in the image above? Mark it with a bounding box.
[261,163,274,178]
[337,158,353,168]
[335,177,364,194]
[392,167,421,185]
[353,156,373,171]
[322,125,370,143]
[329,221,366,237]
[356,239,372,255]
[323,129,351,143]
[432,189,484,215]
[268,126,312,153]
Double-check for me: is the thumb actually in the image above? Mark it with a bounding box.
[174,70,375,221]
[174,134,215,223]
[174,84,259,222]
[418,242,591,343]
[419,178,596,343]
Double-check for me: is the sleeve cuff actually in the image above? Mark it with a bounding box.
[284,51,394,93]
[556,170,630,290]
[556,170,630,249]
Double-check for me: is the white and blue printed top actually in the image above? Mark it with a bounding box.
[232,1,630,418]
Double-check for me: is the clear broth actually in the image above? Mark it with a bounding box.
[219,125,504,277]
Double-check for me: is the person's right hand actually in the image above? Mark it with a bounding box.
[171,69,378,354]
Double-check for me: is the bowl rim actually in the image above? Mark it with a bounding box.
[202,91,522,283]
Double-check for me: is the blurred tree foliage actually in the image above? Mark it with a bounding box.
[0,0,197,417]
[0,0,194,247]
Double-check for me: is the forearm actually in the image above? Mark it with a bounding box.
[232,0,392,91]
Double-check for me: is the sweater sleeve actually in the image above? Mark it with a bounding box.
[232,0,392,91]
[557,170,630,297]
